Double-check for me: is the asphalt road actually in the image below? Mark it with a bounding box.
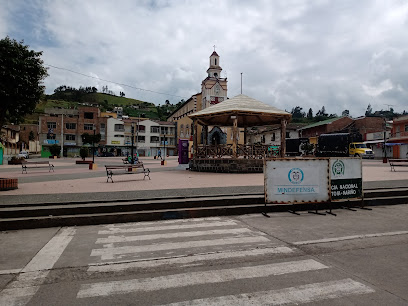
[0,204,407,305]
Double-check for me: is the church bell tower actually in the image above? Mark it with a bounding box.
[201,49,228,109]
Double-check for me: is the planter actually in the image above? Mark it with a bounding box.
[89,163,98,170]
[49,156,59,159]
[76,160,93,165]
[8,159,25,165]
[161,160,167,166]
[0,178,18,191]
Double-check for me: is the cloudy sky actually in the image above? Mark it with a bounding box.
[2,0,408,117]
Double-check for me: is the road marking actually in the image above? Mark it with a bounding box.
[91,236,271,260]
[0,269,21,275]
[293,230,408,245]
[98,220,238,235]
[162,278,374,305]
[87,246,294,273]
[77,259,328,298]
[103,217,223,228]
[96,228,258,244]
[0,227,76,306]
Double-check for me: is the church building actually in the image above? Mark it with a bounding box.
[168,50,243,151]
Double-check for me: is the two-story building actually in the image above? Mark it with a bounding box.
[1,125,20,157]
[388,115,408,158]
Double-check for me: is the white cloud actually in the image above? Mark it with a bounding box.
[3,0,408,117]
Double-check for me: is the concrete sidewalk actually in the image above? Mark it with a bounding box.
[0,157,407,205]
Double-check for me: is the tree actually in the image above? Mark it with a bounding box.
[341,110,350,117]
[307,108,313,119]
[290,106,305,119]
[81,133,101,145]
[49,144,61,157]
[316,106,328,117]
[0,37,48,127]
[365,104,373,117]
[28,131,35,141]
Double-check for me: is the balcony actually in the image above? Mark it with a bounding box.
[389,131,408,141]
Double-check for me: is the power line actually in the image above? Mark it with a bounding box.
[45,63,187,99]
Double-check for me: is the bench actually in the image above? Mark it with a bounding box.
[105,163,150,183]
[21,161,54,174]
[389,159,408,171]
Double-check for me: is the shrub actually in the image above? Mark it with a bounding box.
[301,143,315,156]
[79,147,89,161]
[49,144,61,156]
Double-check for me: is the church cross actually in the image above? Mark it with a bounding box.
[213,45,216,51]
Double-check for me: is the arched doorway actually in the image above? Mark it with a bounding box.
[208,127,226,145]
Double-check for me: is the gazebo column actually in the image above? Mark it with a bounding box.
[280,119,287,157]
[193,119,198,158]
[244,126,247,145]
[203,125,208,145]
[232,116,238,158]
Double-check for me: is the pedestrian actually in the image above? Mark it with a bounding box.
[158,149,162,160]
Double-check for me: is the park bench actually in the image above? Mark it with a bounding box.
[389,159,408,171]
[105,163,150,183]
[21,160,54,174]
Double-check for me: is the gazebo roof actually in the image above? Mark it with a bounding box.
[189,94,291,127]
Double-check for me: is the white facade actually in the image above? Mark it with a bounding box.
[248,127,299,146]
[106,118,125,147]
[121,119,176,157]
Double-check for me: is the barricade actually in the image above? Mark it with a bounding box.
[263,157,365,217]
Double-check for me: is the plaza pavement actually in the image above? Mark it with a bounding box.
[0,156,407,205]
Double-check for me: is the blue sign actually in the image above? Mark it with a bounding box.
[44,140,59,144]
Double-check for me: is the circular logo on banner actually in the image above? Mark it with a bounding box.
[332,160,345,178]
[288,168,304,184]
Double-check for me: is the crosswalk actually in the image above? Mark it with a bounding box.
[76,217,375,305]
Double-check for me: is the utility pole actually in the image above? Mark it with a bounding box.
[60,114,64,158]
[92,125,96,164]
[131,123,135,164]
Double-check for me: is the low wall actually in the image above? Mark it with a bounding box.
[0,178,18,191]
[189,158,264,173]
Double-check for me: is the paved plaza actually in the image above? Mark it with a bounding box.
[1,157,407,204]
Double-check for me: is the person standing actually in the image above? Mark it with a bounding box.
[158,149,162,160]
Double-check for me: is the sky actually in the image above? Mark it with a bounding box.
[1,0,408,117]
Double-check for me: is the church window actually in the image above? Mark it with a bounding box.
[214,72,218,78]
[215,58,217,65]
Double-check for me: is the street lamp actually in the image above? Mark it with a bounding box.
[131,122,135,164]
[92,125,96,164]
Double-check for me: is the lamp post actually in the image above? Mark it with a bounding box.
[383,117,387,163]
[131,122,135,164]
[92,125,96,164]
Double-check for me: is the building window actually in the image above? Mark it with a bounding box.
[286,132,290,138]
[138,125,146,133]
[84,112,94,119]
[47,122,57,129]
[151,126,160,133]
[84,124,94,130]
[271,133,275,141]
[215,58,217,65]
[150,136,160,143]
[114,124,124,132]
[114,134,124,138]
[405,125,408,132]
[137,136,145,143]
[65,134,75,141]
[47,133,56,140]
[66,123,76,130]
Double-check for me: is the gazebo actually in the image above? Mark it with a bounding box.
[188,94,292,172]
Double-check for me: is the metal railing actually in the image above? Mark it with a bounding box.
[195,144,281,159]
